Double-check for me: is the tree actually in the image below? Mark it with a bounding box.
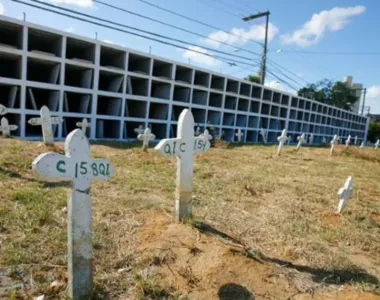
[367,120,380,143]
[245,74,261,84]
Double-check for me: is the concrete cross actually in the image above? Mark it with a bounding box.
[134,125,145,136]
[322,137,327,144]
[76,118,90,134]
[28,106,63,145]
[235,128,244,143]
[330,135,339,155]
[260,128,267,144]
[0,117,18,137]
[200,129,212,141]
[309,134,314,145]
[138,127,155,151]
[0,104,7,115]
[354,135,358,145]
[345,135,351,148]
[337,176,353,213]
[277,129,288,155]
[287,135,292,145]
[155,109,210,222]
[360,141,364,149]
[31,129,115,299]
[296,133,306,150]
[195,126,201,136]
[375,139,380,150]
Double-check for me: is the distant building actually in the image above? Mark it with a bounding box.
[343,76,363,113]
[368,114,380,123]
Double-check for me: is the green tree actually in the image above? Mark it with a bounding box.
[367,120,380,143]
[245,74,261,84]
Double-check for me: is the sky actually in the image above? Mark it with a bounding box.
[1,0,380,113]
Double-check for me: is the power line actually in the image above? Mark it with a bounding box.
[265,69,299,91]
[267,60,310,84]
[136,0,264,47]
[272,49,380,55]
[93,0,261,57]
[20,0,259,64]
[13,0,260,68]
[266,62,304,88]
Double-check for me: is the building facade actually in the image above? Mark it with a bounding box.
[0,16,369,144]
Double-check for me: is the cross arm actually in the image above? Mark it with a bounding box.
[193,137,211,154]
[32,152,72,181]
[155,138,183,157]
[28,118,42,126]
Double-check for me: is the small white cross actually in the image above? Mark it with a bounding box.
[354,135,358,145]
[277,129,288,155]
[375,139,380,150]
[322,137,327,144]
[296,133,306,150]
[0,117,18,137]
[200,129,212,141]
[359,141,364,149]
[309,134,314,145]
[32,129,115,299]
[195,126,201,136]
[260,128,267,144]
[345,135,351,148]
[287,135,292,145]
[155,109,210,222]
[330,135,339,155]
[337,176,353,213]
[235,128,244,143]
[0,104,7,115]
[76,118,91,134]
[134,125,145,136]
[138,127,156,151]
[28,106,63,145]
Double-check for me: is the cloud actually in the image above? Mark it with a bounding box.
[204,23,278,48]
[281,5,365,47]
[46,0,93,7]
[366,85,380,113]
[65,26,75,33]
[0,3,4,14]
[182,46,220,67]
[102,39,114,44]
[265,80,296,95]
[367,85,380,99]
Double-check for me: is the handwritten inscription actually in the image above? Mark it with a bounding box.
[163,139,207,155]
[56,160,111,178]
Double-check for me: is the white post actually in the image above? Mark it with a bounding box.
[354,135,358,145]
[137,127,155,151]
[277,129,288,155]
[134,125,145,136]
[28,106,63,145]
[337,176,353,213]
[32,129,115,299]
[260,128,267,144]
[235,128,244,143]
[0,117,18,137]
[330,135,339,155]
[375,139,380,150]
[296,133,306,151]
[0,104,7,115]
[360,141,364,149]
[155,109,210,222]
[309,134,314,145]
[76,118,91,135]
[345,135,351,148]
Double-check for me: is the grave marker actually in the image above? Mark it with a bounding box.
[337,176,353,213]
[345,135,351,148]
[134,125,145,136]
[76,118,90,134]
[155,109,210,222]
[322,137,327,144]
[0,117,18,137]
[375,139,380,150]
[296,133,306,150]
[277,129,288,155]
[32,129,115,299]
[360,141,364,149]
[260,128,267,144]
[309,134,314,145]
[200,129,212,141]
[287,135,292,145]
[28,106,63,145]
[330,135,339,155]
[0,104,7,115]
[354,135,358,145]
[138,127,155,151]
[235,128,244,143]
[195,126,201,136]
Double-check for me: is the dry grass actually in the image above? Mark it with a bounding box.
[0,138,380,299]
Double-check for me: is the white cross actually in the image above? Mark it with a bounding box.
[134,125,145,136]
[375,139,380,150]
[330,135,339,155]
[337,176,353,213]
[0,104,7,115]
[32,129,115,299]
[277,129,288,155]
[76,118,91,134]
[260,128,267,144]
[155,109,210,222]
[138,127,156,151]
[345,135,351,148]
[322,137,327,144]
[195,126,201,136]
[287,135,292,145]
[360,141,364,149]
[28,106,63,145]
[235,128,244,143]
[309,134,314,145]
[200,129,212,141]
[296,133,306,150]
[0,117,18,137]
[354,135,358,145]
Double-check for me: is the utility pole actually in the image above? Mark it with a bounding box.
[361,88,367,115]
[242,11,270,85]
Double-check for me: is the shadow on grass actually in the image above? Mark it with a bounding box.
[218,283,255,300]
[91,140,152,150]
[195,221,379,287]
